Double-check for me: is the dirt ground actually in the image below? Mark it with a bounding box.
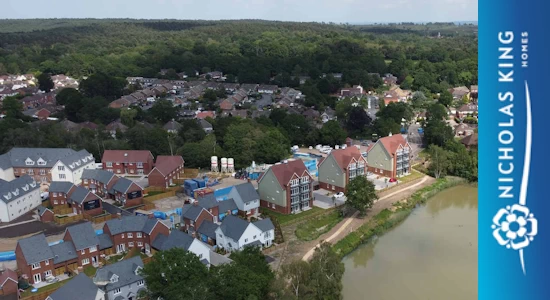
[268,175,436,271]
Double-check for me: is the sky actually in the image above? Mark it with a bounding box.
[2,0,477,23]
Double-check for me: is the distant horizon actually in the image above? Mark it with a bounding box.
[2,0,477,23]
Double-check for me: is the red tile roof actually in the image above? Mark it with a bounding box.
[377,134,408,155]
[102,150,153,163]
[267,160,310,188]
[153,156,185,176]
[196,111,215,119]
[327,147,365,170]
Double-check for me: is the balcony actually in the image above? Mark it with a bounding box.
[291,188,300,196]
[290,181,299,187]
[291,196,300,205]
[300,180,310,185]
[396,164,403,170]
[301,186,310,193]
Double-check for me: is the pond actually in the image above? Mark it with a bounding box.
[342,185,478,300]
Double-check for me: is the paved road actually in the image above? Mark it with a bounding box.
[255,94,273,108]
[302,176,431,261]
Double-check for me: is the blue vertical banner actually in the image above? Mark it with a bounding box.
[479,0,550,298]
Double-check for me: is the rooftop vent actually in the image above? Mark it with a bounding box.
[124,153,128,157]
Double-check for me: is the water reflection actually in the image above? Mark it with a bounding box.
[342,186,478,300]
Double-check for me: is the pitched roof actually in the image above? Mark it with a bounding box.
[218,198,238,212]
[232,182,259,203]
[112,177,140,194]
[197,220,219,239]
[198,118,213,129]
[97,233,113,250]
[181,204,210,221]
[163,120,182,131]
[0,175,39,204]
[1,147,77,168]
[196,194,218,209]
[461,133,478,146]
[68,186,94,205]
[253,218,275,232]
[152,156,184,176]
[102,150,152,163]
[104,215,160,235]
[49,273,102,300]
[196,111,215,119]
[51,241,78,264]
[48,181,75,194]
[93,256,144,293]
[81,169,117,185]
[210,252,233,266]
[66,222,99,250]
[263,160,309,188]
[17,233,54,264]
[151,230,194,251]
[377,134,408,155]
[218,215,250,241]
[37,205,52,217]
[326,146,364,170]
[58,149,94,171]
[0,269,18,288]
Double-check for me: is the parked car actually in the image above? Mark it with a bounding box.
[334,192,345,198]
[389,178,397,183]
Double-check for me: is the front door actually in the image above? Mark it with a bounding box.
[117,244,125,253]
[33,273,41,284]
[72,207,77,214]
[92,256,97,265]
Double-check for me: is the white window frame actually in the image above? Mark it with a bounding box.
[106,162,113,167]
[82,258,90,265]
[114,288,121,294]
[58,166,65,171]
[44,260,49,266]
[138,280,144,286]
[129,242,134,247]
[138,242,143,247]
[127,233,133,238]
[45,270,52,278]
[89,246,97,253]
[32,262,41,270]
[59,174,66,180]
[137,232,142,238]
[81,249,86,255]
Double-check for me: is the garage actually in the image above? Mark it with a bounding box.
[54,267,65,276]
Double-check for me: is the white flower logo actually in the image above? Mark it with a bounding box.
[492,204,537,250]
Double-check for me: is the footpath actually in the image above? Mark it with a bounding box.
[270,175,436,270]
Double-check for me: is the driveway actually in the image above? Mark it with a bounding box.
[367,174,397,190]
[313,189,346,209]
[124,175,149,189]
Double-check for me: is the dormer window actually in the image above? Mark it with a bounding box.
[13,189,19,196]
[25,158,34,166]
[22,184,29,191]
[37,158,46,166]
[110,274,119,283]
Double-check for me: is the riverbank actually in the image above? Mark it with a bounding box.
[332,177,467,257]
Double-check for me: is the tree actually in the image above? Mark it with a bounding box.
[319,120,347,146]
[438,90,453,107]
[120,108,137,127]
[56,88,82,106]
[423,119,454,147]
[255,128,290,163]
[139,248,211,300]
[149,99,177,123]
[0,96,24,119]
[425,103,448,122]
[346,106,372,135]
[427,145,449,178]
[79,73,126,100]
[178,119,206,143]
[345,176,378,214]
[400,75,414,90]
[411,91,427,108]
[228,246,274,298]
[37,73,54,92]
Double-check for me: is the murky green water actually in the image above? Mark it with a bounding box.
[342,186,478,300]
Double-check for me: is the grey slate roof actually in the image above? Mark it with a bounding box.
[233,182,259,203]
[182,204,209,221]
[1,147,77,168]
[197,220,219,240]
[98,233,113,250]
[198,119,212,130]
[81,169,116,184]
[93,256,144,292]
[210,252,233,266]
[112,177,136,194]
[104,215,160,235]
[68,186,92,205]
[254,218,275,232]
[197,194,218,209]
[49,273,102,300]
[58,149,94,171]
[152,230,194,251]
[218,215,250,241]
[36,205,52,216]
[219,198,238,213]
[48,181,75,194]
[0,175,39,204]
[51,241,78,264]
[66,222,99,251]
[0,154,11,170]
[17,233,54,264]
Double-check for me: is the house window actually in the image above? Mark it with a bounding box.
[32,263,40,270]
[138,280,144,286]
[45,270,52,278]
[128,233,133,238]
[59,174,66,180]
[81,249,85,255]
[82,258,90,265]
[39,169,46,175]
[84,179,88,184]
[137,232,142,238]
[53,200,58,205]
[114,288,121,294]
[219,234,223,238]
[129,242,134,247]
[89,246,97,252]
[28,169,34,175]
[137,162,143,168]
[58,166,65,171]
[138,242,143,247]
[244,239,248,243]
[44,260,49,265]
[253,235,256,239]
[106,162,113,167]
[121,234,125,238]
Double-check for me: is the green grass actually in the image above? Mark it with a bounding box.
[295,210,343,241]
[260,206,323,225]
[107,253,125,264]
[83,265,96,277]
[21,280,66,297]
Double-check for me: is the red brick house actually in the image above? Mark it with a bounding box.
[101,150,154,175]
[62,222,101,267]
[148,156,185,188]
[0,268,19,298]
[34,108,52,120]
[181,201,215,232]
[318,146,368,193]
[37,206,54,223]
[110,177,144,207]
[258,160,314,214]
[103,215,170,254]
[68,186,103,216]
[81,169,118,198]
[48,181,77,207]
[16,234,55,284]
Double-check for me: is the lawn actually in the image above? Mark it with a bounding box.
[398,169,424,183]
[21,280,66,297]
[107,253,125,264]
[295,210,343,241]
[83,265,96,277]
[260,206,323,225]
